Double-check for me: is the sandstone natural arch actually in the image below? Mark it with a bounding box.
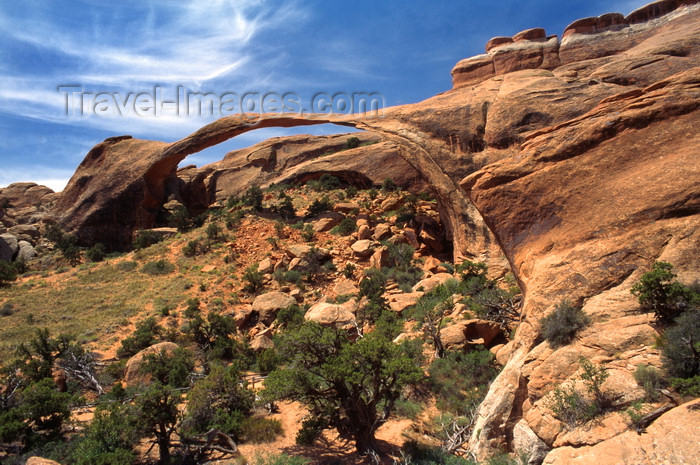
[51,1,700,462]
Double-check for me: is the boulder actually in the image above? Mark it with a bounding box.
[412,273,453,293]
[313,212,345,232]
[333,202,360,214]
[252,291,296,325]
[387,291,424,313]
[8,224,40,243]
[543,399,700,465]
[233,306,255,329]
[357,224,371,240]
[124,342,179,386]
[250,333,275,352]
[513,419,550,465]
[304,302,356,331]
[25,458,62,465]
[440,319,506,351]
[0,233,19,262]
[372,223,393,241]
[258,257,273,274]
[369,246,390,269]
[333,279,360,296]
[351,239,377,258]
[380,196,405,212]
[17,240,36,261]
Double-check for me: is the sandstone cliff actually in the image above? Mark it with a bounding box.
[51,0,700,461]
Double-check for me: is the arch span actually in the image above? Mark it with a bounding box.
[54,113,486,260]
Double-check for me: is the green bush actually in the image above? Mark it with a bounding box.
[275,304,305,328]
[670,375,700,397]
[133,230,163,250]
[301,223,315,242]
[662,310,700,379]
[205,222,222,241]
[633,364,665,401]
[429,349,498,414]
[85,243,106,262]
[330,217,357,236]
[307,195,333,217]
[71,403,139,465]
[399,441,475,465]
[540,300,589,348]
[242,185,264,210]
[253,453,310,465]
[345,136,361,149]
[243,264,264,293]
[0,302,14,316]
[631,261,699,324]
[240,417,284,443]
[182,240,201,257]
[116,317,163,358]
[547,357,611,427]
[116,261,137,272]
[140,259,175,276]
[275,194,296,220]
[343,262,356,279]
[394,398,424,419]
[0,261,18,287]
[309,174,342,192]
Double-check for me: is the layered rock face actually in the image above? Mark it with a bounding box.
[52,1,699,461]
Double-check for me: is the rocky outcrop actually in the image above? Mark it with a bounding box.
[251,291,296,325]
[543,399,700,465]
[123,341,179,386]
[48,2,699,461]
[452,1,699,88]
[0,182,56,227]
[25,458,62,465]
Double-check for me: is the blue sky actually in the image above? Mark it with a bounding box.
[0,0,650,191]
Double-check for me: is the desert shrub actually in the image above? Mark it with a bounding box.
[70,403,139,465]
[634,364,665,401]
[255,348,282,373]
[242,185,264,210]
[182,240,200,257]
[275,194,296,220]
[310,174,342,192]
[240,417,284,443]
[343,262,356,278]
[273,269,302,287]
[141,259,175,276]
[367,188,378,200]
[242,264,264,293]
[184,298,200,318]
[205,222,222,241]
[116,261,137,272]
[182,363,254,440]
[540,300,589,348]
[345,136,361,149]
[670,375,700,397]
[141,347,194,388]
[133,230,162,250]
[345,185,358,198]
[253,453,310,465]
[301,223,315,242]
[547,357,611,427]
[631,261,699,324]
[429,349,498,414]
[11,257,28,274]
[307,195,333,217]
[662,309,700,379]
[381,178,397,191]
[85,243,106,262]
[0,302,14,316]
[275,304,305,329]
[116,317,163,358]
[398,441,474,465]
[394,398,423,420]
[295,416,327,446]
[0,261,18,287]
[330,217,357,236]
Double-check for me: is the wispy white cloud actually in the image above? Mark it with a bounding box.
[0,0,309,139]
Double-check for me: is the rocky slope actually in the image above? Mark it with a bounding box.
[31,0,700,462]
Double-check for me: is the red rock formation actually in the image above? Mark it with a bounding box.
[52,3,700,461]
[452,0,699,87]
